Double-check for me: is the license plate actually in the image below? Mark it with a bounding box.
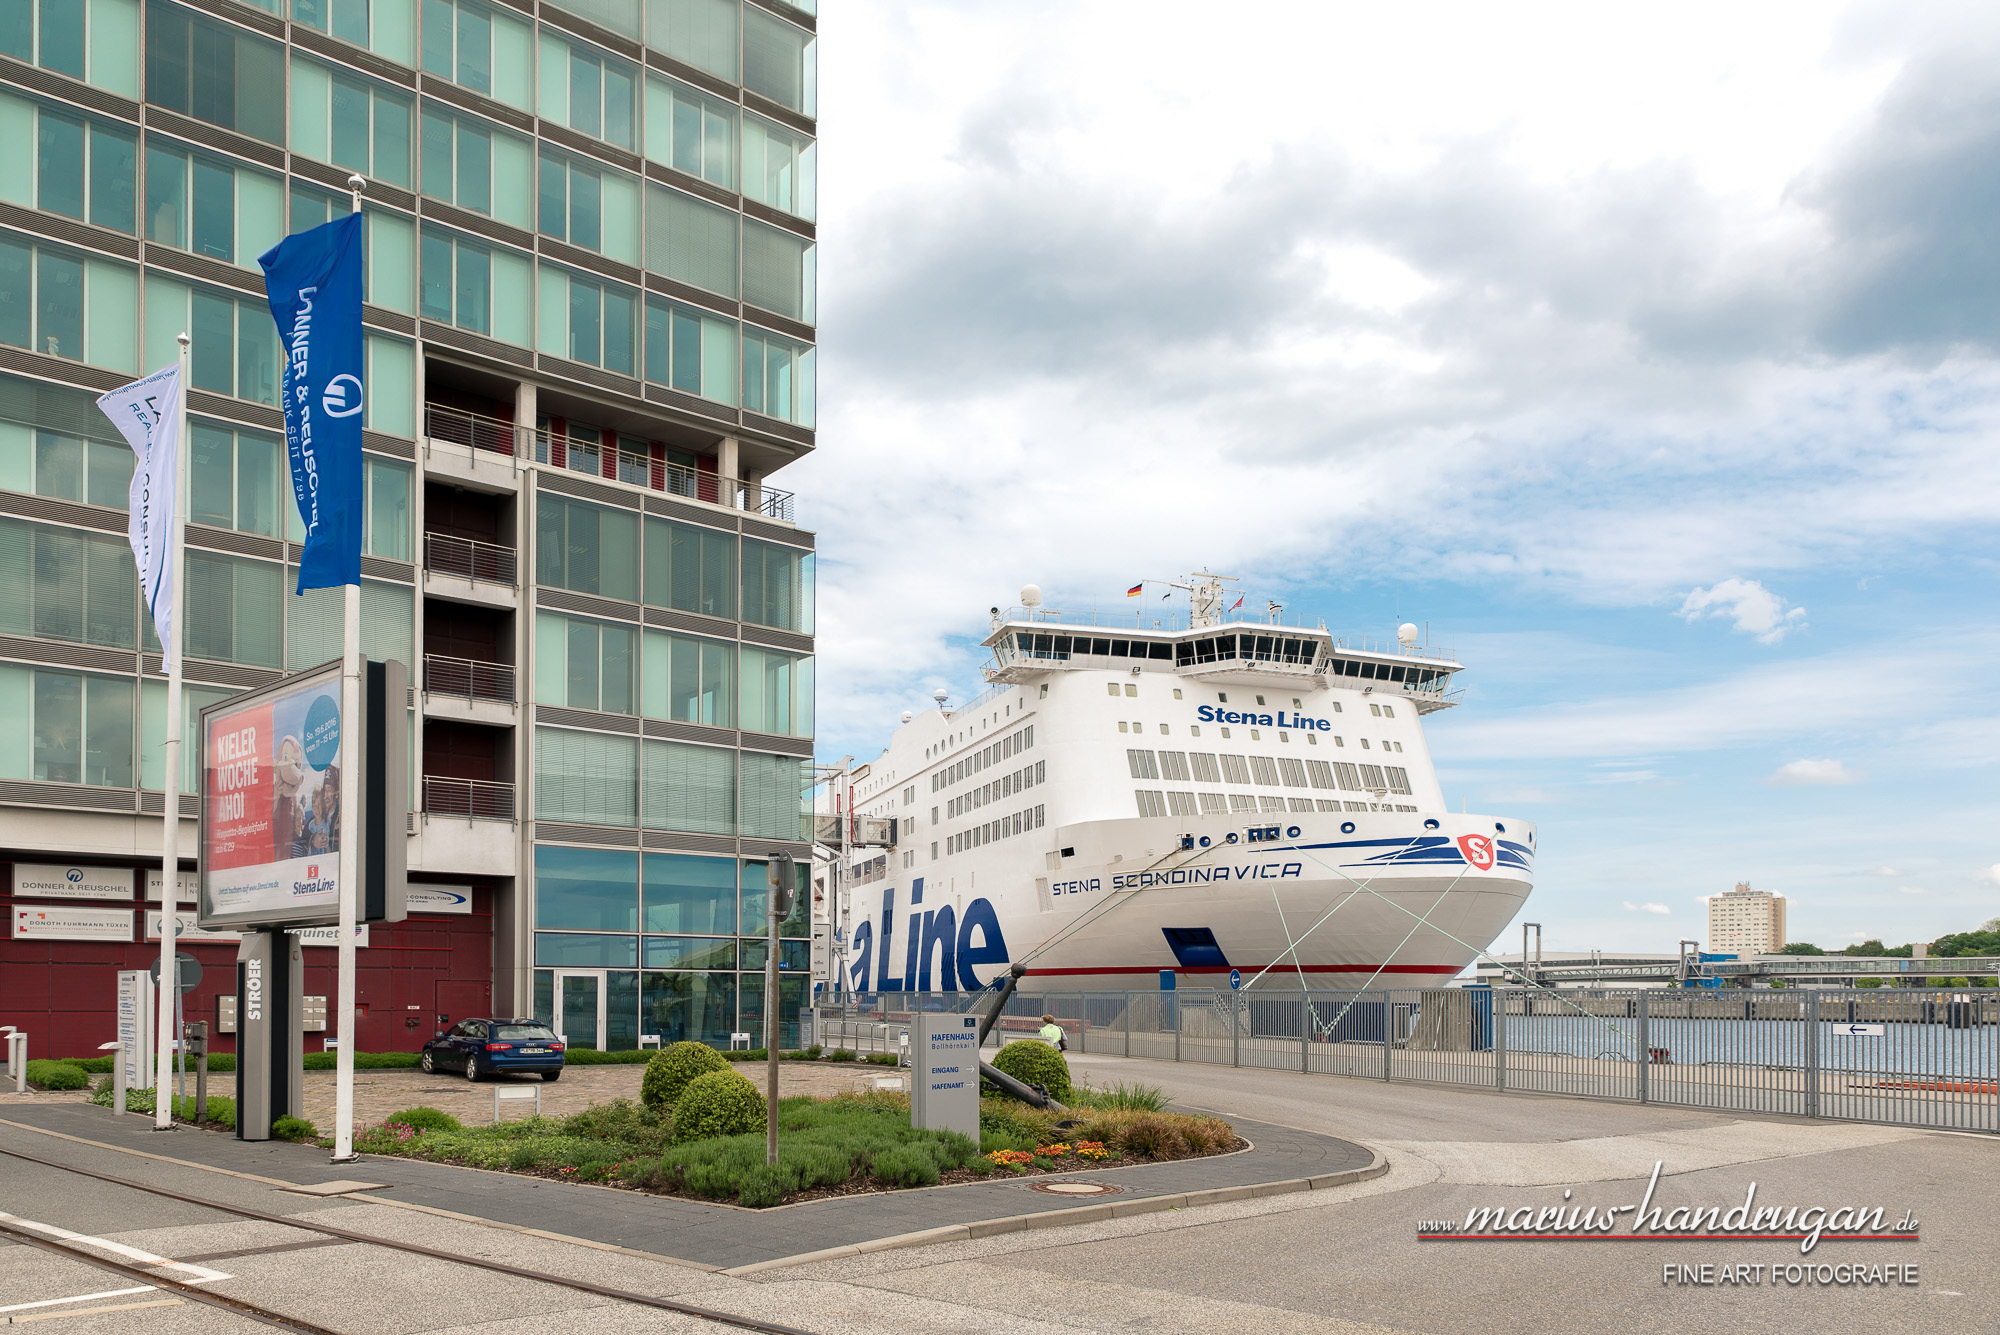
[519,1048,547,1054]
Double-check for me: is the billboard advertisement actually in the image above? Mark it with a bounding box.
[199,662,346,929]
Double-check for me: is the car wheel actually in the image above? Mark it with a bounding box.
[542,1069,561,1082]
[419,1051,435,1074]
[464,1054,481,1082]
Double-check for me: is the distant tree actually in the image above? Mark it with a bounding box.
[1843,940,1889,957]
[1775,942,1825,955]
[1932,928,2000,958]
[1855,977,1883,988]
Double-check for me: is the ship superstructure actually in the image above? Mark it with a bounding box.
[820,574,1534,996]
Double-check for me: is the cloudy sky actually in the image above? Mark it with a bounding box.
[788,0,2000,953]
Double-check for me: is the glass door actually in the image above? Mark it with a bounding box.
[553,970,605,1050]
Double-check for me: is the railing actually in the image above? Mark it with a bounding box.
[425,531,518,585]
[811,986,2000,1134]
[993,608,1456,661]
[423,402,800,522]
[422,654,515,703]
[422,776,515,821]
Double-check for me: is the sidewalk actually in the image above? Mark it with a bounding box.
[0,1097,1381,1273]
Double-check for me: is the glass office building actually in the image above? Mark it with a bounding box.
[0,0,817,1054]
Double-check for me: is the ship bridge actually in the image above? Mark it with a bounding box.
[981,608,1465,713]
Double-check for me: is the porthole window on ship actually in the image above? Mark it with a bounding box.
[1220,727,1231,738]
[1106,683,1120,696]
[1307,734,1317,745]
[1360,739,1369,748]
[1124,683,1138,697]
[1217,692,1228,703]
[1256,695,1266,706]
[1118,721,1129,732]
[1383,706,1395,718]
[1159,724,1169,735]
[1249,730,1261,741]
[1189,725,1201,736]
[1394,742,1403,752]
[1173,689,1183,700]
[1278,732,1289,742]
[1369,703,1382,717]
[1334,736,1344,746]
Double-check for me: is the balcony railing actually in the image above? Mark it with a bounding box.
[425,531,517,585]
[422,776,515,821]
[420,402,797,522]
[423,654,515,703]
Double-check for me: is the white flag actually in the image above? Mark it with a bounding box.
[96,365,185,675]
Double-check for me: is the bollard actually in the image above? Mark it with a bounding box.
[97,1040,125,1115]
[8,1032,24,1094]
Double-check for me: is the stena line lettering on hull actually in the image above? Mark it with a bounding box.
[817,572,1536,997]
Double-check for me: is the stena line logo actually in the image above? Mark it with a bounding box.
[292,868,336,897]
[1457,834,1496,871]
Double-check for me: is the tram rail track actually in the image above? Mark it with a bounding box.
[0,1143,819,1335]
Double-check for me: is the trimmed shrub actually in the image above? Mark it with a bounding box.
[868,1145,941,1188]
[386,1106,461,1133]
[864,1053,898,1066]
[827,1049,858,1063]
[559,1048,653,1065]
[641,1041,730,1113]
[303,1051,421,1071]
[672,1070,767,1143]
[991,1040,1071,1100]
[24,1060,88,1091]
[722,1048,768,1062]
[272,1115,319,1142]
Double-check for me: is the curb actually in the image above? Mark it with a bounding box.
[720,1153,1390,1275]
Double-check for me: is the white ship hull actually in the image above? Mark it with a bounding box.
[840,811,1533,995]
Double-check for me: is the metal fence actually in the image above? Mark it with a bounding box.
[811,987,2000,1134]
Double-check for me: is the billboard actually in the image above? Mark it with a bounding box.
[199,661,346,929]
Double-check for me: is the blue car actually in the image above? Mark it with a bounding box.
[420,1018,566,1081]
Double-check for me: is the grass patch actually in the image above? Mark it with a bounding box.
[87,1082,235,1128]
[1067,1080,1168,1112]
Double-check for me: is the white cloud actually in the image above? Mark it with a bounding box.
[1768,758,1862,785]
[1870,866,1901,877]
[1896,885,1927,895]
[1980,865,2000,887]
[1623,901,1673,914]
[1679,579,1808,643]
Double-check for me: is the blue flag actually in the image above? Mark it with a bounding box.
[260,213,364,593]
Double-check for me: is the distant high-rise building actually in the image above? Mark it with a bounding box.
[0,0,820,1059]
[1708,881,1785,955]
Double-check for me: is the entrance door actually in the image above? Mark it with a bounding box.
[553,971,605,1050]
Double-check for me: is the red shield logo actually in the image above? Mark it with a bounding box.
[307,864,319,877]
[1456,834,1496,871]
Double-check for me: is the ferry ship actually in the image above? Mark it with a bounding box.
[821,574,1534,995]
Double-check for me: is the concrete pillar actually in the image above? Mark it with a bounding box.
[744,470,764,516]
[513,380,537,461]
[717,436,741,507]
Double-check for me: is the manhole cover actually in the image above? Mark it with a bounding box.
[1027,1180,1122,1196]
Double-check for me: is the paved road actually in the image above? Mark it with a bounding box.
[2,1055,1994,1333]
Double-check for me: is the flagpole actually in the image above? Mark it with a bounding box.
[155,332,190,1130]
[331,174,366,1163]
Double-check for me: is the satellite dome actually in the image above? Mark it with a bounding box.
[1397,623,1420,645]
[933,687,950,706]
[900,710,913,724]
[1020,584,1043,607]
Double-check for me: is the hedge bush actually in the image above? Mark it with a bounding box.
[559,1048,652,1065]
[272,1115,319,1142]
[24,1059,89,1091]
[991,1039,1071,1100]
[671,1069,766,1143]
[641,1041,730,1113]
[386,1106,461,1133]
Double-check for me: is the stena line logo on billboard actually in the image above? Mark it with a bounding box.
[1195,705,1334,731]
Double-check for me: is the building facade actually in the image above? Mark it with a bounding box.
[0,0,818,1060]
[1708,882,1785,956]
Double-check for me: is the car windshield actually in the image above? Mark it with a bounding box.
[496,1024,557,1041]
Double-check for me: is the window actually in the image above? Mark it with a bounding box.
[0,411,134,508]
[1198,792,1227,814]
[140,680,235,791]
[640,628,732,725]
[537,150,639,263]
[421,104,534,229]
[0,92,136,233]
[1249,756,1280,785]
[642,517,735,618]
[643,851,734,933]
[422,0,534,108]
[741,113,813,220]
[538,29,636,150]
[643,297,737,405]
[1383,705,1395,718]
[740,751,809,840]
[1359,764,1387,790]
[534,726,638,825]
[642,738,733,834]
[142,274,275,402]
[182,551,282,666]
[0,232,136,372]
[289,189,417,315]
[1369,703,1380,717]
[1158,751,1189,781]
[0,517,137,649]
[147,2,283,142]
[649,0,737,80]
[536,495,638,601]
[536,264,638,373]
[738,645,812,737]
[533,844,638,930]
[1126,749,1158,780]
[1306,759,1335,789]
[0,665,133,787]
[1332,762,1361,790]
[743,6,814,116]
[365,332,417,437]
[1278,757,1308,787]
[741,539,812,632]
[1259,795,1286,813]
[742,326,815,426]
[419,225,533,344]
[1385,766,1412,795]
[187,421,280,536]
[1134,790,1166,818]
[289,55,413,186]
[1219,754,1251,785]
[742,220,814,323]
[535,611,636,714]
[4,0,139,96]
[643,183,737,297]
[1167,791,1197,816]
[644,75,734,188]
[293,0,415,65]
[1188,752,1220,783]
[144,141,281,269]
[363,457,412,559]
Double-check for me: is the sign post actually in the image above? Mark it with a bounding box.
[911,1013,980,1142]
[765,852,795,1166]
